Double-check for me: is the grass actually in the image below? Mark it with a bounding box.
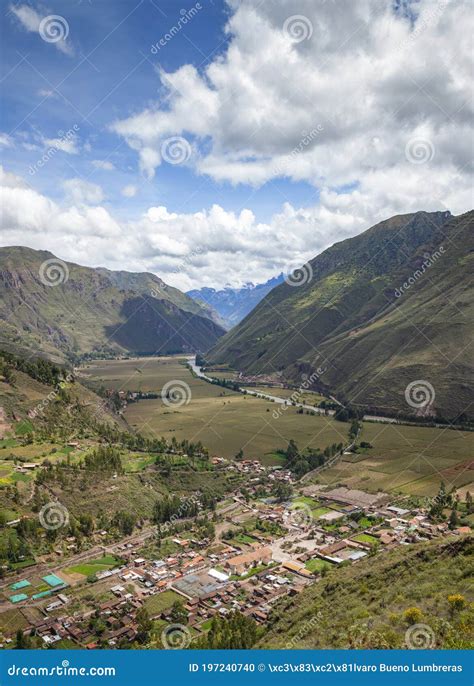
[260,536,474,649]
[144,590,182,616]
[319,422,474,496]
[312,507,332,518]
[305,558,331,573]
[65,555,121,577]
[80,356,348,460]
[352,533,379,544]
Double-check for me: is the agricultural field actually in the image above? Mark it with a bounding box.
[79,356,225,399]
[251,386,327,405]
[144,590,182,616]
[81,356,348,461]
[126,393,347,461]
[64,555,122,579]
[319,421,474,497]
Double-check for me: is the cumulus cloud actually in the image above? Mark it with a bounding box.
[0,164,463,291]
[111,0,473,203]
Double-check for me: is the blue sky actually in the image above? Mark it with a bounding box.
[0,1,471,289]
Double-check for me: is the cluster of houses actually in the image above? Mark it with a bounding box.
[1,480,471,649]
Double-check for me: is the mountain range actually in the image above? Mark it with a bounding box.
[0,246,225,363]
[187,274,284,329]
[208,210,474,421]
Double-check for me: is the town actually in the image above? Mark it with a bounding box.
[1,453,470,650]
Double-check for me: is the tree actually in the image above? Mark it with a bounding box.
[136,607,152,644]
[448,509,459,530]
[170,600,188,624]
[235,448,244,461]
[272,481,293,502]
[15,629,30,649]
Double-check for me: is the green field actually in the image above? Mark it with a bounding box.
[305,558,331,573]
[320,422,474,497]
[352,533,378,544]
[65,555,121,577]
[144,590,182,616]
[80,356,348,460]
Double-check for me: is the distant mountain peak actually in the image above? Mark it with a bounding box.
[187,273,285,329]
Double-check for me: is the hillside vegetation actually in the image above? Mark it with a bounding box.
[209,211,474,420]
[260,536,473,649]
[0,246,225,363]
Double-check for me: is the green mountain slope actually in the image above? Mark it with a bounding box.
[0,246,225,363]
[208,210,474,420]
[260,535,473,649]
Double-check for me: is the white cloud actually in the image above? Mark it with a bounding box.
[9,4,73,56]
[92,160,115,171]
[121,184,137,197]
[0,165,466,292]
[43,136,79,155]
[62,178,105,205]
[110,0,473,212]
[0,134,13,148]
